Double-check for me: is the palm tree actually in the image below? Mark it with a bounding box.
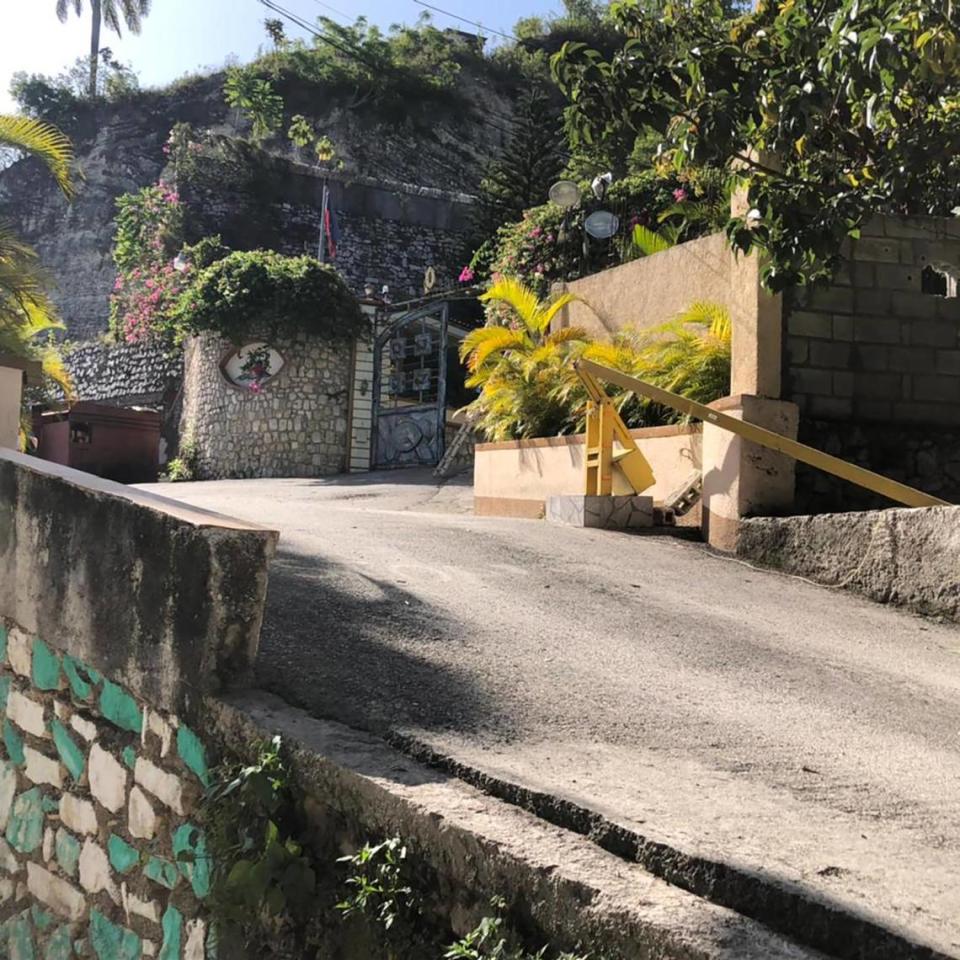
[461,278,732,441]
[56,0,152,99]
[581,301,732,425]
[0,115,75,440]
[460,278,588,440]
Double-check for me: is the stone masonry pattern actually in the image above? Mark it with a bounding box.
[784,214,960,426]
[0,621,212,960]
[64,343,183,409]
[181,332,353,480]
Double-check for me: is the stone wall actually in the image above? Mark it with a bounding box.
[0,449,277,958]
[183,159,474,306]
[795,421,960,513]
[0,69,496,342]
[64,342,183,409]
[180,333,354,480]
[0,626,212,958]
[783,215,960,426]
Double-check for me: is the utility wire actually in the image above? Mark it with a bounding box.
[411,0,519,42]
[257,0,518,140]
[305,0,353,22]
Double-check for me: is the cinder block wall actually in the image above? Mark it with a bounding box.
[783,216,960,511]
[784,215,960,425]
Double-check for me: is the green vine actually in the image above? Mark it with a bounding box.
[203,737,317,957]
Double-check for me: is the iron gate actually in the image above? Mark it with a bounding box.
[372,302,449,469]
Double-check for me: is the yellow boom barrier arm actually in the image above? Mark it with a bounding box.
[579,363,656,496]
[575,359,950,510]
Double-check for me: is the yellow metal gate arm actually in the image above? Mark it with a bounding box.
[579,364,656,496]
[575,359,950,510]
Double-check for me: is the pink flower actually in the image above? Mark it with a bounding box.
[673,188,688,203]
[249,381,263,394]
[458,266,475,283]
[530,226,543,238]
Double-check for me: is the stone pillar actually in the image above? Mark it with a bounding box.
[0,365,24,450]
[701,394,799,552]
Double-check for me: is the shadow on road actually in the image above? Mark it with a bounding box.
[254,548,515,742]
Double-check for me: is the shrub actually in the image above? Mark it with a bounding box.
[477,169,729,307]
[172,250,365,344]
[462,280,732,441]
[108,183,187,342]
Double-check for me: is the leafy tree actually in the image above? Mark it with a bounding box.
[0,116,75,422]
[55,0,151,99]
[553,0,960,290]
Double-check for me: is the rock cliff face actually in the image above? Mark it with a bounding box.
[0,70,504,341]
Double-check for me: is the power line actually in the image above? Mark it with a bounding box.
[256,0,517,140]
[411,0,519,43]
[305,0,353,21]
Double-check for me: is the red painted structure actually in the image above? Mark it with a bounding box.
[33,402,161,484]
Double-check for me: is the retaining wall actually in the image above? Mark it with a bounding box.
[0,450,277,956]
[473,424,702,520]
[736,504,960,621]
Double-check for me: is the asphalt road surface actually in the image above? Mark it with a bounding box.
[147,470,960,957]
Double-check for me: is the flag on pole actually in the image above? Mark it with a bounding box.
[324,201,340,261]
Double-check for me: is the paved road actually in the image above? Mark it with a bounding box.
[148,471,960,957]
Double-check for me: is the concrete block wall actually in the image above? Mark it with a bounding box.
[784,215,960,426]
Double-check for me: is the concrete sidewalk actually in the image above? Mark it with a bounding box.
[149,470,960,959]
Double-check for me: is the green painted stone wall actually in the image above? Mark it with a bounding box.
[0,620,213,959]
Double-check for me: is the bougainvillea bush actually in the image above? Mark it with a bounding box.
[109,183,186,342]
[473,169,729,310]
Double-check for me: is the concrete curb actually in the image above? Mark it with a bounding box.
[735,505,960,622]
[205,690,827,960]
[391,736,953,960]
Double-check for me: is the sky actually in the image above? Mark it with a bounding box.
[0,0,559,112]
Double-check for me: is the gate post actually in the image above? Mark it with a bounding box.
[701,394,799,551]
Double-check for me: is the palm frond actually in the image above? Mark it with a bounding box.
[0,115,74,199]
[56,0,83,22]
[459,325,528,371]
[545,325,589,346]
[532,291,579,334]
[480,278,541,334]
[631,224,673,257]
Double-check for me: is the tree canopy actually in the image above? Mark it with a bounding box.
[553,0,960,290]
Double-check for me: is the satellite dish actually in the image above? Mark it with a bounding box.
[584,210,620,240]
[423,266,437,292]
[549,180,582,209]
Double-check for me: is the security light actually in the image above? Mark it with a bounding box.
[548,180,582,209]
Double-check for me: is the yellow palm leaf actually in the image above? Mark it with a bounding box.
[460,325,528,371]
[0,115,74,199]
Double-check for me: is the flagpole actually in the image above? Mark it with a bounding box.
[318,181,328,262]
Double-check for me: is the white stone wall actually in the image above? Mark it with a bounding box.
[0,621,212,958]
[181,331,353,480]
